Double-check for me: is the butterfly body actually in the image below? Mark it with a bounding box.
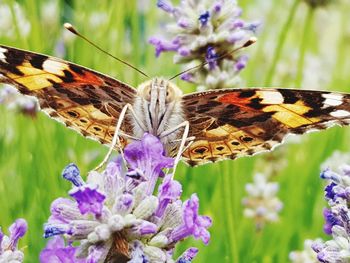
[1,45,350,166]
[133,78,185,146]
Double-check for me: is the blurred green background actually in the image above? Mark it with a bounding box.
[0,0,350,262]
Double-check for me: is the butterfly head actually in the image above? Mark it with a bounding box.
[136,78,184,136]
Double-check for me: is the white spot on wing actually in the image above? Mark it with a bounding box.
[322,93,343,100]
[322,93,343,107]
[330,110,350,118]
[42,59,67,76]
[0,47,7,63]
[324,98,342,107]
[258,91,284,104]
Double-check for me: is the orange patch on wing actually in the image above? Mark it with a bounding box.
[218,92,255,110]
[218,92,252,107]
[67,69,104,87]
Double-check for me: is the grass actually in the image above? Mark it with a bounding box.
[1,0,350,262]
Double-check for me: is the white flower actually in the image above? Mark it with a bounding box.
[0,3,31,39]
[289,239,320,263]
[41,0,59,28]
[321,151,350,174]
[242,173,283,228]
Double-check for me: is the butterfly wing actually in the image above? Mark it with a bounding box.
[182,88,350,166]
[0,45,136,146]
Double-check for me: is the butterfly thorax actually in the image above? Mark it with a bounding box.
[133,78,185,144]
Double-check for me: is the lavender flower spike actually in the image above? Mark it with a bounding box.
[42,133,211,262]
[0,218,27,263]
[311,163,350,262]
[150,0,259,90]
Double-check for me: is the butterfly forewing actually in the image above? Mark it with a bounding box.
[1,45,350,167]
[0,45,136,146]
[182,89,350,166]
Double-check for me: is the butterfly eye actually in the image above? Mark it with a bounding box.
[165,88,173,103]
[142,85,151,101]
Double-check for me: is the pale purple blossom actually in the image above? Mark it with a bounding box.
[150,0,259,90]
[311,164,350,262]
[0,84,38,116]
[242,173,283,229]
[42,133,211,262]
[69,185,106,217]
[0,218,27,262]
[39,236,85,263]
[171,194,212,245]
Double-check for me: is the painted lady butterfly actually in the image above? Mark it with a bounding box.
[0,45,349,166]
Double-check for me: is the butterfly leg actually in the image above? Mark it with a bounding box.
[94,104,130,171]
[118,131,141,141]
[95,103,147,170]
[159,121,190,177]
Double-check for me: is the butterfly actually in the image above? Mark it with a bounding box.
[0,44,350,166]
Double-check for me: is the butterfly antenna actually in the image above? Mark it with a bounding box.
[168,37,257,81]
[64,23,149,78]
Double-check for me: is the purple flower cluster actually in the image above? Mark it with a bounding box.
[150,0,258,90]
[41,133,211,262]
[0,218,27,262]
[311,165,350,262]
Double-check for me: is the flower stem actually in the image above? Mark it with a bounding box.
[264,0,301,86]
[221,162,239,262]
[295,8,315,87]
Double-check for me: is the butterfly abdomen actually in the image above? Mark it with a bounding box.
[134,79,185,148]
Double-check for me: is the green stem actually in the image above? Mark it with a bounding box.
[332,3,348,87]
[295,8,315,87]
[221,162,239,262]
[264,0,301,86]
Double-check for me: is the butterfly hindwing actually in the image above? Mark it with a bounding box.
[0,45,136,146]
[182,88,350,166]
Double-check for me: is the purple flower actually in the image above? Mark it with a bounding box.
[62,163,84,187]
[44,223,70,238]
[198,11,210,26]
[323,208,342,235]
[124,133,174,195]
[155,174,182,217]
[8,219,27,250]
[0,218,27,262]
[49,198,82,223]
[42,133,211,262]
[311,164,350,261]
[235,55,249,71]
[40,236,85,263]
[206,46,218,70]
[86,245,107,263]
[176,247,198,263]
[150,0,258,90]
[157,0,174,13]
[149,37,180,57]
[325,182,337,200]
[69,185,106,217]
[171,194,212,245]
